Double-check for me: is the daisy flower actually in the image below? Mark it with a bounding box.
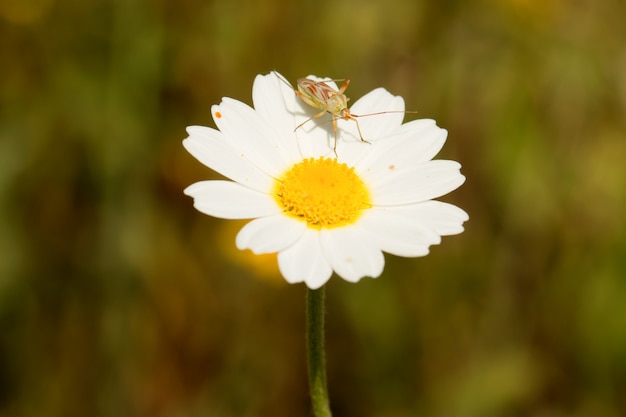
[183,71,468,289]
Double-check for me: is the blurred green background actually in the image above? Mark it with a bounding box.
[1,0,625,416]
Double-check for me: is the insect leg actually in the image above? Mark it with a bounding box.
[339,109,370,145]
[294,109,327,132]
[331,116,339,156]
[352,117,370,144]
[337,79,350,94]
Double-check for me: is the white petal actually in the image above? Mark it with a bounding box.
[357,208,443,257]
[355,120,447,177]
[371,160,466,205]
[184,180,279,219]
[211,98,289,176]
[277,229,333,288]
[236,214,306,254]
[319,226,385,283]
[340,88,405,143]
[292,101,337,159]
[252,72,303,163]
[184,127,274,192]
[393,201,469,236]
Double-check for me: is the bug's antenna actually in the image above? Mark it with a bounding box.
[273,71,294,89]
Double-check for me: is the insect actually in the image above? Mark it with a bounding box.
[277,73,416,154]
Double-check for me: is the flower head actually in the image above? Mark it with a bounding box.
[184,71,468,289]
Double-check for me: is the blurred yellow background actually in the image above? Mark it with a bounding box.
[1,0,625,416]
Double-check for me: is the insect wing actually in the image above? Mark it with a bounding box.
[297,79,338,110]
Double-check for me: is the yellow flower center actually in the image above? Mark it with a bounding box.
[274,157,371,229]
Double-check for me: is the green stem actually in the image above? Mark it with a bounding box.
[306,286,332,417]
